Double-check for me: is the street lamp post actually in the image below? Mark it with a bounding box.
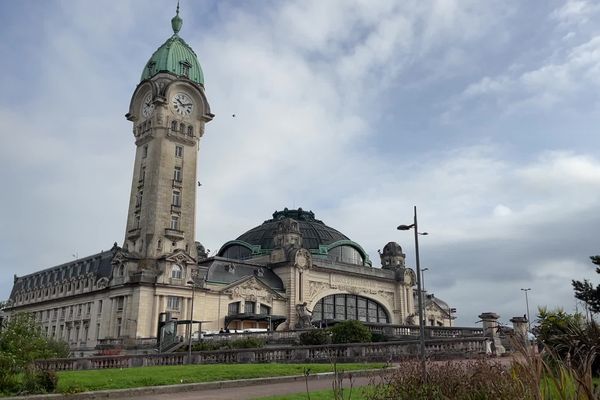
[421,268,429,327]
[187,279,196,364]
[398,206,428,381]
[521,288,531,332]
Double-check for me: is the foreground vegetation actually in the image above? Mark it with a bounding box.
[0,313,69,395]
[56,363,384,394]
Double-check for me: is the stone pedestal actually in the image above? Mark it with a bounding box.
[510,316,529,348]
[479,312,505,356]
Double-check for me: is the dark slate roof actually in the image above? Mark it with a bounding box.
[9,244,119,300]
[199,257,285,291]
[236,208,349,250]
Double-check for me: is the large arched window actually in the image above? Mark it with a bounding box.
[221,244,252,260]
[327,245,364,266]
[312,294,389,324]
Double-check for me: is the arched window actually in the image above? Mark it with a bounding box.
[312,294,389,324]
[187,126,193,136]
[180,123,185,133]
[171,120,177,131]
[171,264,183,279]
[328,245,364,266]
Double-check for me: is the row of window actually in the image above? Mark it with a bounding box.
[30,301,99,324]
[19,260,99,290]
[14,277,96,305]
[227,301,271,315]
[46,321,92,343]
[170,121,194,137]
[140,143,184,160]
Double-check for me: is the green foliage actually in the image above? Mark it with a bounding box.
[0,313,69,395]
[187,337,266,352]
[536,307,600,376]
[330,320,372,344]
[299,329,331,346]
[572,256,600,313]
[227,337,265,349]
[370,332,389,343]
[366,359,533,400]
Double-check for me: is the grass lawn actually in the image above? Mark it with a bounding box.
[56,363,384,393]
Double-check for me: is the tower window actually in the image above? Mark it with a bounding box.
[175,145,183,158]
[171,264,183,279]
[139,166,146,183]
[170,215,179,230]
[134,214,140,228]
[174,167,182,182]
[142,145,148,158]
[180,61,191,77]
[172,190,181,207]
[136,191,143,207]
[180,123,185,133]
[187,126,193,136]
[171,121,177,131]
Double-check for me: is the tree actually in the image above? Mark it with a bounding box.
[572,256,600,313]
[0,313,69,394]
[329,320,372,344]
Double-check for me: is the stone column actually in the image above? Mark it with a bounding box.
[510,316,529,348]
[478,312,505,356]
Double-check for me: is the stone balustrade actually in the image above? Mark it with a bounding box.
[36,337,488,371]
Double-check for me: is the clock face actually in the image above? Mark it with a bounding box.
[141,93,154,118]
[171,92,193,116]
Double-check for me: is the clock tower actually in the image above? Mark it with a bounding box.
[116,3,212,328]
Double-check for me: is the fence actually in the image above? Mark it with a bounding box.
[35,337,488,371]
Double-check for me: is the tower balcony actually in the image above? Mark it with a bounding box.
[127,228,141,239]
[172,179,182,189]
[164,228,185,241]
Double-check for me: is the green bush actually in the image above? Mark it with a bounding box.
[0,313,69,395]
[191,341,222,351]
[329,320,372,344]
[226,337,265,349]
[298,329,331,346]
[370,332,389,343]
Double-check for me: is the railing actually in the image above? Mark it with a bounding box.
[97,337,157,349]
[36,337,488,371]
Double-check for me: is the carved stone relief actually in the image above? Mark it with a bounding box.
[224,278,275,304]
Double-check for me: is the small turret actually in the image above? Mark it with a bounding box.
[380,241,406,270]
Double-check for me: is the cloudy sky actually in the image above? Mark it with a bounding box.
[1,0,599,327]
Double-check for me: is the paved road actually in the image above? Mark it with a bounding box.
[137,375,378,400]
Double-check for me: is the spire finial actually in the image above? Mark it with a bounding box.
[171,0,183,35]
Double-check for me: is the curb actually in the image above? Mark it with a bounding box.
[4,367,394,400]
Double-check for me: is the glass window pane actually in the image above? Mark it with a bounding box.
[312,302,322,321]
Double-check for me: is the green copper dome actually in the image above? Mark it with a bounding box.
[140,7,204,85]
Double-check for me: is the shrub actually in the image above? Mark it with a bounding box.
[366,359,532,400]
[226,337,265,349]
[0,313,69,395]
[329,320,372,344]
[370,332,389,343]
[299,329,331,346]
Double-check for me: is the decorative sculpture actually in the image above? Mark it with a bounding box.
[295,302,313,329]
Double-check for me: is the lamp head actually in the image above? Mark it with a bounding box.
[397,224,415,230]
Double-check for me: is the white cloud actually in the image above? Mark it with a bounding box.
[1,1,598,328]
